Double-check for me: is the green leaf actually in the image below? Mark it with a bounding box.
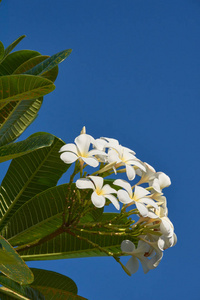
[25,49,72,76]
[13,55,59,83]
[30,268,78,295]
[30,288,87,300]
[0,41,4,61]
[0,287,30,299]
[20,228,136,261]
[18,208,137,261]
[0,136,69,231]
[2,35,26,62]
[0,275,45,300]
[0,50,40,76]
[4,184,102,247]
[0,98,43,146]
[0,75,55,105]
[0,236,34,285]
[0,132,54,163]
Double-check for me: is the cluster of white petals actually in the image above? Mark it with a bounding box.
[59,128,177,275]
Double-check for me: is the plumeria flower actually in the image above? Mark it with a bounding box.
[158,232,177,250]
[92,138,110,163]
[149,172,171,193]
[140,235,164,270]
[113,179,158,217]
[76,176,119,209]
[149,193,167,207]
[101,137,136,155]
[107,146,145,180]
[59,134,107,168]
[121,240,150,274]
[136,162,156,184]
[148,203,174,237]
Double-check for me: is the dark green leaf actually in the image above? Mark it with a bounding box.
[0,75,55,105]
[2,36,26,62]
[5,184,102,247]
[30,288,87,300]
[0,236,34,285]
[0,132,54,163]
[25,49,72,76]
[0,50,40,76]
[20,222,137,261]
[0,136,70,231]
[0,41,4,61]
[13,55,59,83]
[31,268,78,295]
[0,274,45,300]
[0,98,43,146]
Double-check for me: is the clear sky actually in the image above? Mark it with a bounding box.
[1,0,200,299]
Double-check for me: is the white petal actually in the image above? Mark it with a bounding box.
[101,137,120,148]
[148,211,159,219]
[126,164,136,180]
[139,257,150,274]
[157,236,166,250]
[160,219,173,237]
[75,134,93,156]
[148,252,163,269]
[89,176,104,190]
[126,257,139,274]
[121,240,136,252]
[91,191,105,208]
[135,202,149,217]
[122,150,137,161]
[123,146,136,155]
[76,178,95,190]
[117,190,132,204]
[129,159,146,172]
[59,143,77,153]
[107,150,121,163]
[172,233,177,247]
[82,157,99,167]
[105,194,120,210]
[134,186,150,199]
[101,184,117,195]
[138,198,158,209]
[158,234,176,250]
[113,179,132,196]
[88,149,107,157]
[152,178,162,193]
[93,138,108,151]
[137,240,151,253]
[60,152,78,164]
[157,172,171,189]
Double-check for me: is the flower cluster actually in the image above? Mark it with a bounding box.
[59,128,177,275]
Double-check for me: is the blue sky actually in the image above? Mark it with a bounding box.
[1,0,200,299]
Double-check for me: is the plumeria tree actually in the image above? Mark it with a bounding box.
[0,36,176,299]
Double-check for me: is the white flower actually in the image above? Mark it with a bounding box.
[76,176,119,209]
[158,233,177,250]
[113,179,158,217]
[59,134,107,167]
[101,137,136,155]
[148,206,174,238]
[107,146,145,180]
[150,172,171,193]
[136,162,156,183]
[121,240,150,274]
[141,236,163,270]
